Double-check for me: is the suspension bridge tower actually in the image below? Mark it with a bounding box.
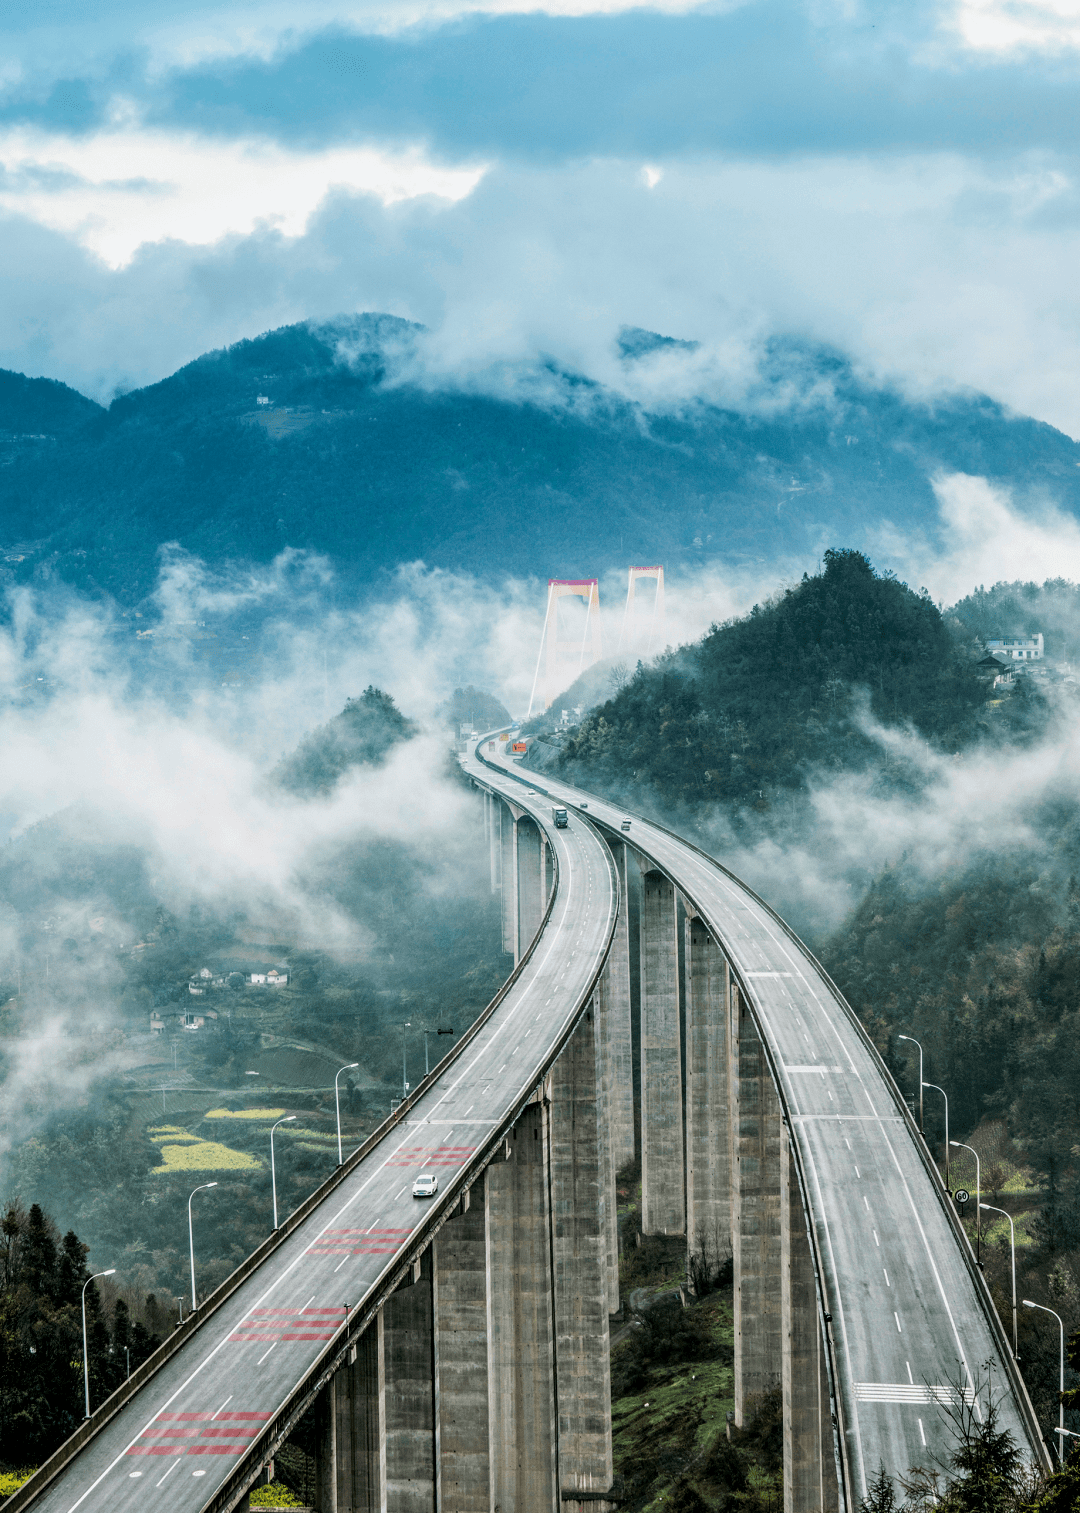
[527,579,603,717]
[618,565,665,656]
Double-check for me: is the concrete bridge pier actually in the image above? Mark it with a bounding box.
[309,1314,383,1512]
[781,1139,839,1513]
[433,1183,491,1512]
[514,815,545,961]
[685,914,732,1286]
[599,838,635,1175]
[499,800,516,958]
[485,1102,560,1513]
[592,979,621,1315]
[383,1259,436,1512]
[550,1007,615,1500]
[729,981,783,1425]
[486,792,502,898]
[637,867,685,1236]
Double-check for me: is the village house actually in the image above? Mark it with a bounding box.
[984,633,1044,661]
[250,967,289,986]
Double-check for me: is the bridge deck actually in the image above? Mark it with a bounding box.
[487,744,1047,1500]
[24,763,616,1513]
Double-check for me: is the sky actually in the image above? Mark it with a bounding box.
[3,0,1080,428]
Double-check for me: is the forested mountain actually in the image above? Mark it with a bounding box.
[550,549,1031,813]
[2,316,1080,605]
[273,685,416,795]
[0,371,101,439]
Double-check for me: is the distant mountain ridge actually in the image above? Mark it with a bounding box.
[1,314,1078,606]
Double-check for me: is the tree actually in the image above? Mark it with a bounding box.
[859,1464,897,1513]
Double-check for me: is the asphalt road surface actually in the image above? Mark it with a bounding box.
[481,740,1048,1498]
[26,760,616,1513]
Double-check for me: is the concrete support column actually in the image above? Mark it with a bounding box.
[686,916,731,1282]
[434,1182,491,1513]
[550,1008,614,1497]
[314,1380,337,1513]
[600,839,635,1174]
[487,793,501,897]
[729,983,783,1423]
[333,1321,385,1512]
[499,802,516,958]
[383,1259,436,1513]
[486,1102,559,1513]
[515,817,544,961]
[782,1137,824,1513]
[639,870,685,1236]
[593,982,620,1314]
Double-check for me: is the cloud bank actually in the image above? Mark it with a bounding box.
[2,2,1080,430]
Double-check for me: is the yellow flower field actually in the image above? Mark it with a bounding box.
[149,1125,261,1173]
[204,1108,287,1121]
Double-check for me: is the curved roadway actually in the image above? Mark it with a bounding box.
[478,738,1048,1501]
[20,761,616,1513]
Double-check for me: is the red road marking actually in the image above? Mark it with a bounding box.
[126,1410,271,1455]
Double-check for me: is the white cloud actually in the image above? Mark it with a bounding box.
[870,471,1080,605]
[949,0,1080,55]
[0,122,486,267]
[6,146,1080,435]
[0,0,728,83]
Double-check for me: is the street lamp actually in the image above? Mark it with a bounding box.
[335,1063,360,1166]
[80,1270,115,1422]
[951,1141,982,1262]
[981,1202,1017,1357]
[1024,1300,1065,1464]
[271,1116,297,1229]
[898,1035,924,1132]
[923,1083,949,1187]
[401,1021,412,1100]
[187,1182,218,1312]
[421,1027,455,1076]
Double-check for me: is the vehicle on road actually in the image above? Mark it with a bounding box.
[621,818,632,831]
[580,802,588,809]
[412,1173,438,1198]
[553,807,568,828]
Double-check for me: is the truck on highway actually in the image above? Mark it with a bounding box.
[552,807,568,828]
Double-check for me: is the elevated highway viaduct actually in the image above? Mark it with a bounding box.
[8,736,1048,1513]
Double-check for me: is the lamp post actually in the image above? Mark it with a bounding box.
[335,1063,359,1166]
[187,1182,218,1312]
[1024,1300,1065,1464]
[401,1021,412,1100]
[80,1270,115,1422]
[923,1083,949,1187]
[898,1035,924,1132]
[271,1116,297,1229]
[981,1202,1017,1357]
[951,1141,981,1261]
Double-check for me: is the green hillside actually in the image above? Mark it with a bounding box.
[553,549,1034,815]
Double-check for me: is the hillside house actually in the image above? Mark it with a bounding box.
[984,633,1044,661]
[250,968,289,986]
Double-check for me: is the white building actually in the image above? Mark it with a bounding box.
[984,634,1044,661]
[250,968,289,986]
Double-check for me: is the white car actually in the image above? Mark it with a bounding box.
[412,1173,438,1198]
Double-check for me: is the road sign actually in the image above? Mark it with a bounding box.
[955,1189,970,1205]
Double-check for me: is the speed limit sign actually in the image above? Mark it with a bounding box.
[955,1189,970,1206]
